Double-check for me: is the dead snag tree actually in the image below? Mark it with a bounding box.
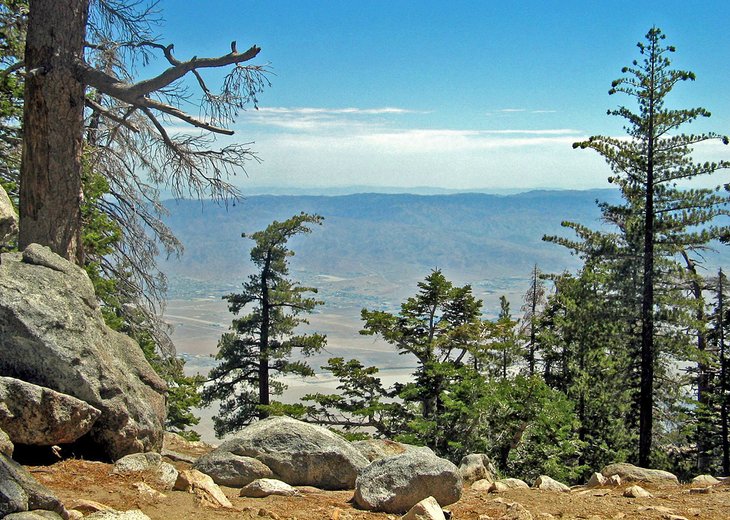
[20,0,267,262]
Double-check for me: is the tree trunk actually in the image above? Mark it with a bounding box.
[259,255,271,418]
[718,272,730,475]
[20,0,89,262]
[682,252,711,472]
[638,38,657,468]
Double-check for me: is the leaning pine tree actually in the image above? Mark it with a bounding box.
[572,27,729,466]
[202,213,326,436]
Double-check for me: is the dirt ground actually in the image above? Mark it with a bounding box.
[27,456,730,520]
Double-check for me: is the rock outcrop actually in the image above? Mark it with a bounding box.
[0,453,68,518]
[0,377,101,446]
[0,184,18,246]
[207,416,369,490]
[0,245,167,460]
[601,463,679,487]
[354,451,462,513]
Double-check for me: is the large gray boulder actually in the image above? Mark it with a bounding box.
[0,245,167,460]
[0,454,67,518]
[0,184,18,245]
[353,451,462,513]
[210,416,369,490]
[0,376,101,446]
[459,453,497,484]
[351,439,434,462]
[601,463,679,487]
[193,450,273,487]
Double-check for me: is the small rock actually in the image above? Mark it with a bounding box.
[532,475,569,492]
[663,516,688,520]
[602,463,678,487]
[691,474,719,486]
[401,496,446,520]
[85,511,152,520]
[471,479,494,491]
[608,475,622,486]
[623,485,653,498]
[498,502,533,520]
[689,487,711,494]
[3,512,65,519]
[639,506,674,514]
[489,482,510,493]
[66,499,114,513]
[459,454,497,485]
[173,469,232,509]
[67,511,84,520]
[585,472,607,488]
[113,453,178,490]
[256,509,281,519]
[239,478,300,498]
[131,482,166,501]
[496,478,529,490]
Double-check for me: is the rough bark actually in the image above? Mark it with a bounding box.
[19,0,89,262]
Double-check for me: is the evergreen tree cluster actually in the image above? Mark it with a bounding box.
[208,28,729,483]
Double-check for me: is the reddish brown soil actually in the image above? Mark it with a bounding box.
[27,458,730,520]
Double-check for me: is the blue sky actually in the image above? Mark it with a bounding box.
[156,0,730,193]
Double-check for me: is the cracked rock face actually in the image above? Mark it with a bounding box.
[0,453,67,518]
[0,376,101,446]
[209,416,370,490]
[0,184,18,246]
[0,244,167,460]
[354,451,463,513]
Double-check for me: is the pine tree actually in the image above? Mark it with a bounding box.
[572,27,730,465]
[521,264,546,376]
[481,296,521,379]
[360,269,484,452]
[706,269,730,474]
[202,213,326,436]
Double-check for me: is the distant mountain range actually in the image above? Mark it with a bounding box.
[159,189,626,313]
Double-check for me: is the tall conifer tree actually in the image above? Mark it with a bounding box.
[572,27,729,465]
[203,213,326,436]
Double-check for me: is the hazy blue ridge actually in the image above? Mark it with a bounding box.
[159,189,623,301]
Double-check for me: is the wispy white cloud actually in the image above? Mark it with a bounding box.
[267,128,585,154]
[256,107,422,116]
[238,105,424,132]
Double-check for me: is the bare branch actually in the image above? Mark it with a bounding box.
[85,97,139,133]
